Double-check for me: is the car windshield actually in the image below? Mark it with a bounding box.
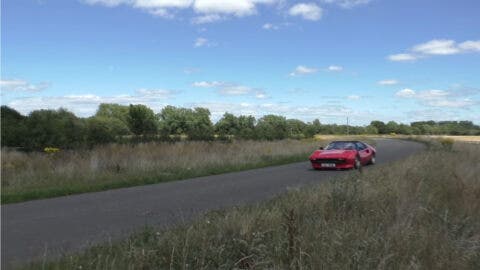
[325,142,356,150]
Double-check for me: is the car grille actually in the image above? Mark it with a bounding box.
[311,158,346,164]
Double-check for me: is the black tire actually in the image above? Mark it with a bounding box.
[354,156,361,170]
[369,153,376,165]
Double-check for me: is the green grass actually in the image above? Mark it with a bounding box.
[2,140,321,204]
[21,142,480,269]
[2,153,309,204]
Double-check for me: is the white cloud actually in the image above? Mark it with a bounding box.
[219,85,253,95]
[416,89,449,100]
[84,0,193,18]
[83,0,277,21]
[412,39,460,55]
[347,95,360,100]
[395,88,477,108]
[289,3,322,21]
[262,23,279,30]
[389,39,480,62]
[192,80,266,99]
[133,0,193,9]
[193,0,255,16]
[194,37,215,47]
[147,8,174,18]
[395,88,416,98]
[255,90,268,99]
[135,88,176,97]
[83,0,126,7]
[192,81,223,87]
[378,79,399,86]
[426,99,474,108]
[289,65,318,76]
[192,14,223,24]
[327,65,343,72]
[321,0,372,8]
[458,40,480,52]
[0,79,50,93]
[7,88,176,117]
[388,53,417,62]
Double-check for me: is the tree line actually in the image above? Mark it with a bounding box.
[1,104,479,149]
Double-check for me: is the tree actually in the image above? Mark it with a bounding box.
[364,125,379,134]
[25,108,86,149]
[304,119,321,137]
[158,105,189,136]
[158,106,214,140]
[237,115,256,139]
[86,117,127,145]
[215,113,239,136]
[256,115,288,140]
[370,120,387,134]
[385,121,399,134]
[1,106,27,147]
[127,104,158,136]
[95,103,130,135]
[286,119,307,138]
[185,107,214,140]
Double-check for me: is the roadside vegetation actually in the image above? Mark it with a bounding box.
[2,104,480,151]
[22,140,480,269]
[1,140,321,204]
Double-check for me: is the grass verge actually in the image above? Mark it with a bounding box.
[2,140,321,204]
[22,142,480,269]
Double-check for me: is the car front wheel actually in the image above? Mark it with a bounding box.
[369,154,376,165]
[354,156,361,170]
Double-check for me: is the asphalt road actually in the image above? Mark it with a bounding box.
[1,139,424,269]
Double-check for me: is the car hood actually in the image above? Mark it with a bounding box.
[310,149,356,159]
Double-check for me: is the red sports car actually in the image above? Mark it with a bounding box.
[309,141,376,170]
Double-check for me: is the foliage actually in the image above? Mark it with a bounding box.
[2,104,480,149]
[158,106,214,140]
[127,104,158,136]
[24,108,86,149]
[94,103,130,135]
[256,114,288,140]
[86,117,125,145]
[1,105,27,147]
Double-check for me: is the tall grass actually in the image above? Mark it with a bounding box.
[1,140,320,203]
[23,142,480,269]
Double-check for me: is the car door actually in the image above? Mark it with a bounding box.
[355,142,371,164]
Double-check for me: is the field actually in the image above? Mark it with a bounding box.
[21,140,480,269]
[1,140,322,204]
[315,134,480,144]
[423,135,480,143]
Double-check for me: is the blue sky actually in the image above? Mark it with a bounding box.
[1,0,480,125]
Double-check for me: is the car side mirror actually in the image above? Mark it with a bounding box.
[319,146,324,150]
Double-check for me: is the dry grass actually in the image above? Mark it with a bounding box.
[313,134,377,142]
[369,134,480,144]
[424,135,480,143]
[1,140,320,203]
[23,142,480,269]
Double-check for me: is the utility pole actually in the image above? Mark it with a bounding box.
[347,117,349,135]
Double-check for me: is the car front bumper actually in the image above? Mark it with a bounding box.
[310,159,355,170]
